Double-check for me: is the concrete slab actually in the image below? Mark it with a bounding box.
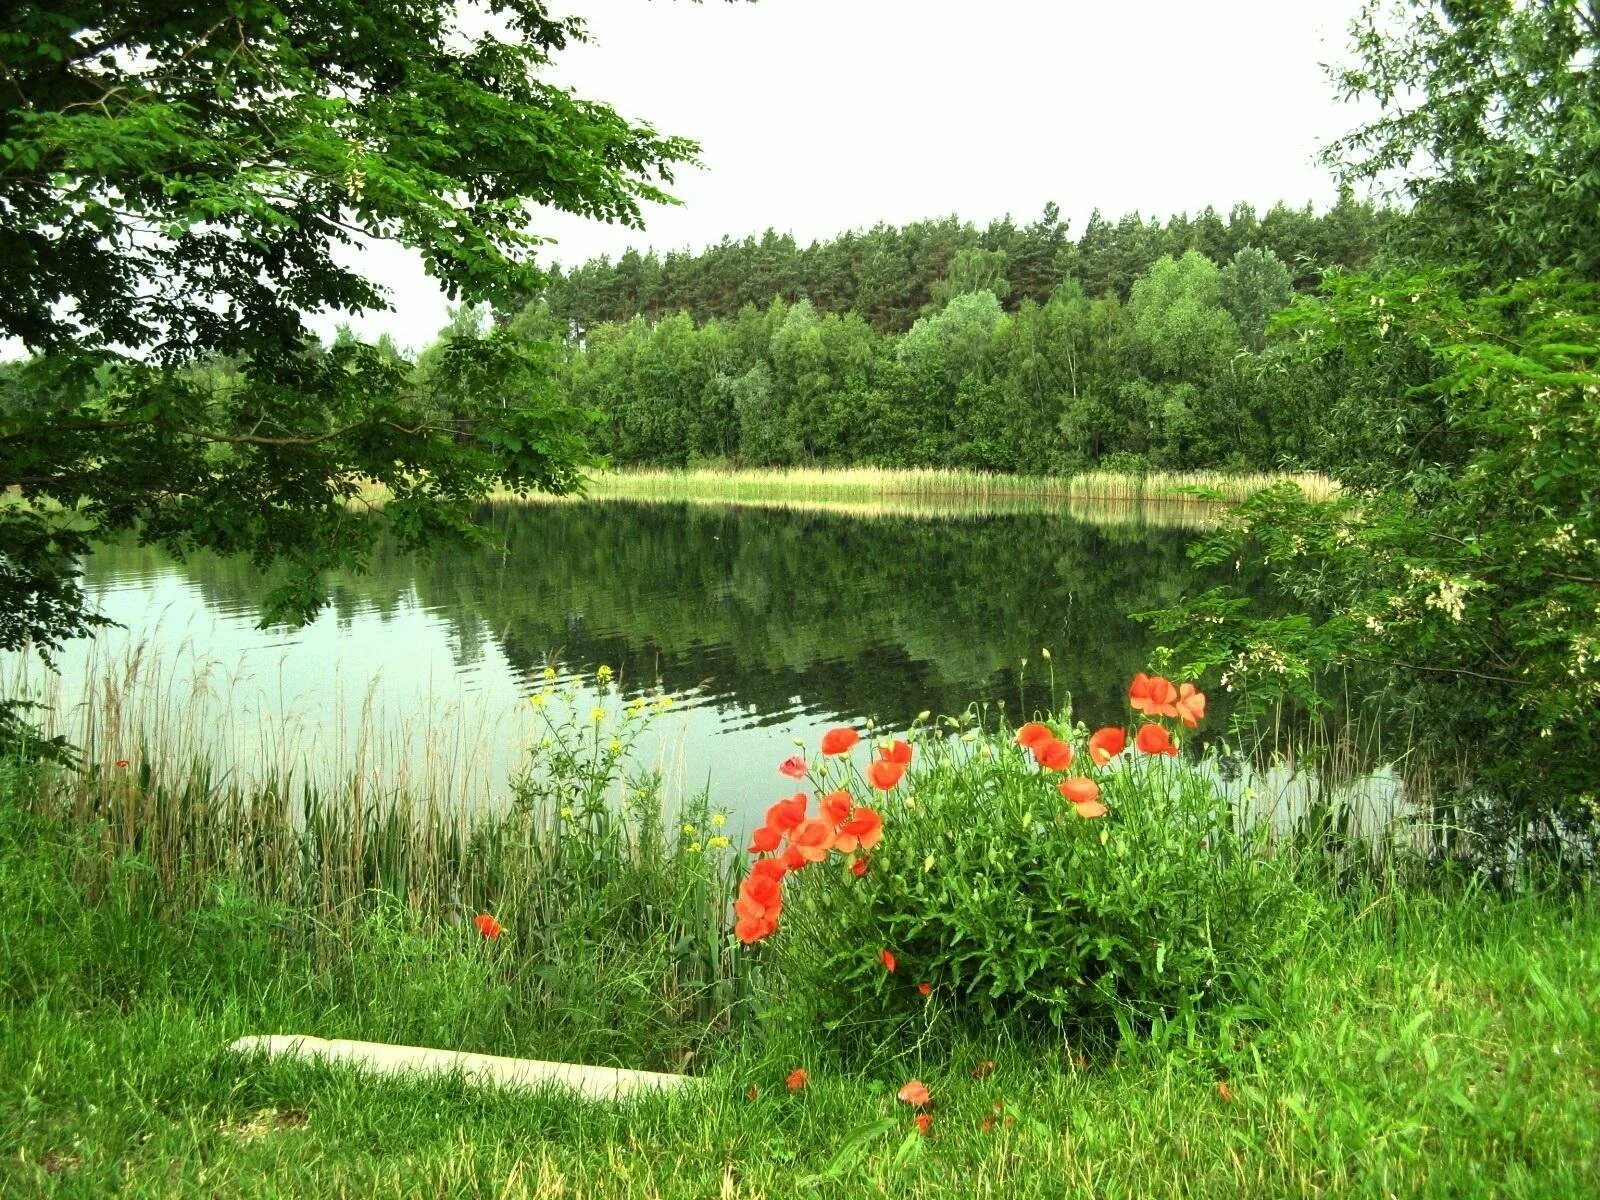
[228,1034,694,1101]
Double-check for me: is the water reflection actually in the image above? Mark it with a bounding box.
[9,499,1281,819]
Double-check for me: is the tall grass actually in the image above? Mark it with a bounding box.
[349,466,1334,525]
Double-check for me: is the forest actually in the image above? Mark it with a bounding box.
[429,193,1395,474]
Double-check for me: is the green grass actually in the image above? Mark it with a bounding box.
[3,798,1596,1198]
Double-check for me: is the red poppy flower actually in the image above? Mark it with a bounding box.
[778,754,808,779]
[747,824,782,854]
[474,914,502,940]
[1014,721,1053,748]
[880,739,912,765]
[780,844,808,872]
[1216,1081,1233,1103]
[766,792,808,833]
[1031,737,1073,771]
[867,758,906,790]
[850,856,869,877]
[820,727,860,756]
[749,856,787,883]
[897,1078,930,1107]
[1130,673,1179,718]
[914,1113,932,1135]
[880,948,897,973]
[820,789,852,826]
[1087,726,1126,766]
[789,818,836,863]
[1136,723,1179,757]
[980,1114,995,1134]
[834,806,883,854]
[735,915,777,944]
[917,982,932,997]
[734,895,777,923]
[1174,682,1207,729]
[786,1068,809,1091]
[740,872,782,909]
[1057,776,1100,805]
[114,758,130,770]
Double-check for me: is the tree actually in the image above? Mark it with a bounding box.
[1219,247,1295,351]
[1151,0,1600,865]
[1126,253,1240,382]
[1328,0,1600,282]
[0,1,703,655]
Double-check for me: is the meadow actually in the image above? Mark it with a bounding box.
[3,687,1596,1198]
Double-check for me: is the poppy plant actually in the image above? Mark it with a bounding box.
[880,948,897,973]
[917,982,932,997]
[914,1113,932,1135]
[778,754,808,780]
[766,793,808,833]
[1129,672,1180,718]
[789,818,836,863]
[879,738,912,765]
[780,843,809,872]
[1174,682,1207,729]
[474,914,503,940]
[1136,723,1179,757]
[786,1068,809,1091]
[834,806,883,853]
[1014,721,1053,749]
[820,789,852,826]
[747,824,782,854]
[897,1079,930,1107]
[867,758,906,790]
[1031,737,1073,771]
[1087,726,1126,766]
[850,855,869,877]
[1062,780,1100,809]
[820,727,860,756]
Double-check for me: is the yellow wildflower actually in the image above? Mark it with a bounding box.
[589,706,606,723]
[707,836,731,849]
[607,738,622,754]
[682,823,696,835]
[559,806,574,819]
[711,813,727,828]
[596,664,614,683]
[542,666,557,681]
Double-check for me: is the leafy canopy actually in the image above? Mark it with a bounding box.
[0,0,703,653]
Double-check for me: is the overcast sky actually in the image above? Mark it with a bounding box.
[332,0,1374,351]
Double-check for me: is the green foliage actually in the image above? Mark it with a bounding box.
[1127,252,1240,382]
[1329,0,1600,283]
[1151,272,1600,862]
[535,198,1393,334]
[0,0,701,647]
[775,717,1311,1044]
[1220,247,1295,352]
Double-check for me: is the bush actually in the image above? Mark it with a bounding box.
[738,677,1313,1047]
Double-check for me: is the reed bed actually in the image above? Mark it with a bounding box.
[572,466,1337,506]
[348,467,1334,524]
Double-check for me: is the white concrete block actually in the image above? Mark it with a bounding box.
[228,1034,693,1101]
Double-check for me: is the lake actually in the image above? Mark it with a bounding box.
[6,498,1398,830]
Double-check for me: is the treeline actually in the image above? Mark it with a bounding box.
[531,192,1392,336]
[489,243,1331,475]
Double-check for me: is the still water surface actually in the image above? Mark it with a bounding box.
[11,500,1261,817]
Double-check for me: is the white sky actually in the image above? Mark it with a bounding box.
[330,0,1375,352]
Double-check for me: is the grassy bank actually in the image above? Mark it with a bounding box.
[347,466,1334,525]
[2,797,1595,1198]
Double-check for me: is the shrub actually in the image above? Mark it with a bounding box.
[737,675,1313,1045]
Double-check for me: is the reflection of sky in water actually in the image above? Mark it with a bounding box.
[3,502,1401,834]
[6,558,931,825]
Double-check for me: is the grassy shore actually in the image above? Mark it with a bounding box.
[3,800,1595,1198]
[345,466,1335,525]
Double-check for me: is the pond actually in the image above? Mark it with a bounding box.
[6,498,1399,831]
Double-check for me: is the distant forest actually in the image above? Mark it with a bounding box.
[528,193,1393,335]
[460,192,1396,476]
